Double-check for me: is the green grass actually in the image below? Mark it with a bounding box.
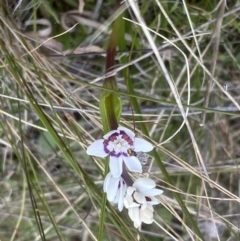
[0,0,240,240]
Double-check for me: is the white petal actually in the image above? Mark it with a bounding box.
[141,202,147,209]
[141,188,163,197]
[86,139,108,157]
[124,195,133,208]
[123,156,142,173]
[134,138,153,152]
[126,186,136,196]
[106,176,119,202]
[109,156,123,177]
[147,196,160,205]
[113,188,120,203]
[134,220,141,228]
[103,173,111,192]
[148,204,154,213]
[103,129,119,139]
[133,192,146,204]
[128,207,141,228]
[140,207,154,224]
[141,207,153,219]
[147,204,154,212]
[118,198,124,212]
[118,126,135,139]
[106,143,114,152]
[117,180,127,211]
[128,207,141,227]
[140,204,154,223]
[128,207,135,221]
[124,196,140,209]
[133,178,156,191]
[127,202,140,209]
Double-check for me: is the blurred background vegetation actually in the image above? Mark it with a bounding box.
[0,0,240,240]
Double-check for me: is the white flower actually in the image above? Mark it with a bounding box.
[124,178,163,228]
[87,126,153,177]
[103,173,127,211]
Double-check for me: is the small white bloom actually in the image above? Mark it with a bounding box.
[128,204,154,228]
[87,126,153,177]
[103,173,127,211]
[124,178,163,207]
[124,178,163,228]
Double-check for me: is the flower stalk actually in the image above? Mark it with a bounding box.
[90,0,163,234]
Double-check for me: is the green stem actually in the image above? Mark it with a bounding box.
[98,3,124,241]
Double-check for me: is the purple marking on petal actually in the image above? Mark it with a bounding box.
[103,139,109,145]
[118,127,135,140]
[103,129,119,139]
[121,133,134,146]
[110,152,122,157]
[108,133,119,142]
[119,130,126,135]
[104,146,110,154]
[110,152,129,158]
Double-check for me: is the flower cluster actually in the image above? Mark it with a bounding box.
[87,126,163,228]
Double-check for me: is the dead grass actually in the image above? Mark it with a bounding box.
[0,0,240,240]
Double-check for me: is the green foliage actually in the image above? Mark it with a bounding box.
[100,91,122,133]
[38,131,58,156]
[41,0,60,23]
